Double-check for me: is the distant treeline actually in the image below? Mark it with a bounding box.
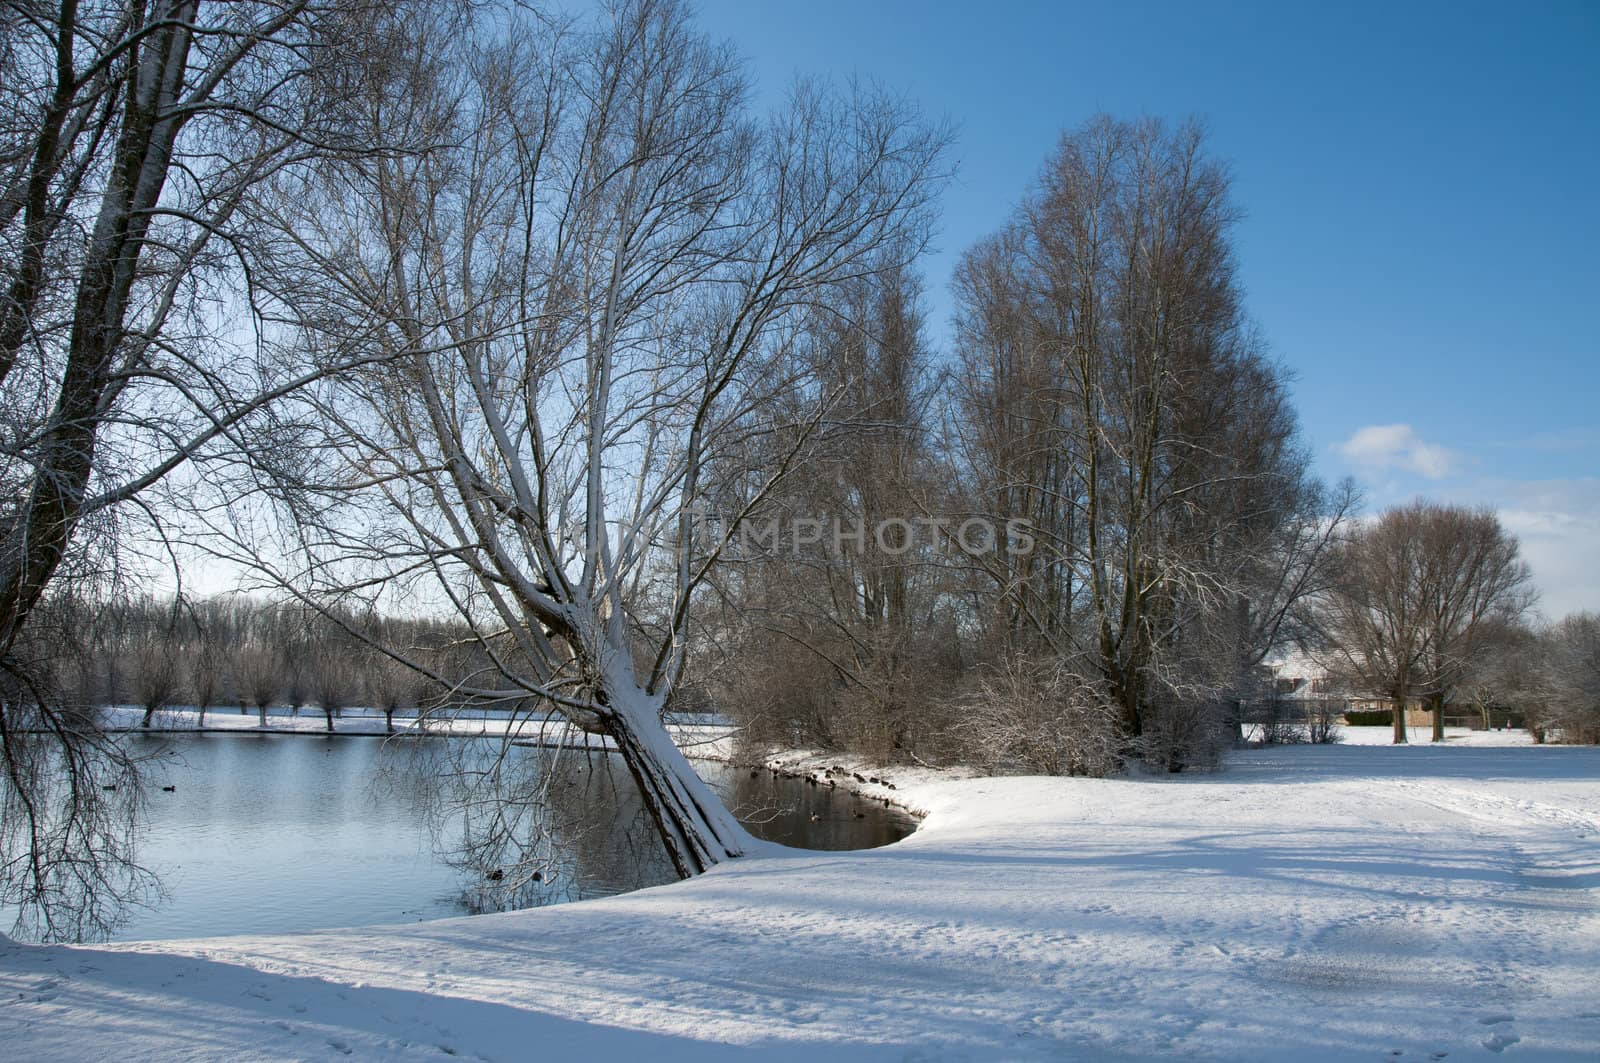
[36,594,484,732]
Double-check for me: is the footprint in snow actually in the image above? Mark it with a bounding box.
[1482,1031,1520,1053]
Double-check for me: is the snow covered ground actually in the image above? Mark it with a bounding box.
[3,737,1597,1061]
[1338,724,1538,747]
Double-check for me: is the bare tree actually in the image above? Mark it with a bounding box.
[281,643,311,718]
[1413,507,1536,740]
[709,263,961,760]
[234,643,280,727]
[947,116,1330,767]
[131,640,180,729]
[1320,501,1533,743]
[182,600,228,728]
[308,646,349,733]
[1321,508,1425,743]
[1531,612,1600,743]
[364,653,412,735]
[1458,619,1539,732]
[0,593,154,940]
[0,0,433,936]
[225,0,947,877]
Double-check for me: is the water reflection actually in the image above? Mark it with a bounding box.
[6,734,913,942]
[395,738,917,916]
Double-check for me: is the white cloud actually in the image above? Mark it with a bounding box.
[1387,479,1600,620]
[1352,472,1599,620]
[1336,423,1456,479]
[1490,480,1600,620]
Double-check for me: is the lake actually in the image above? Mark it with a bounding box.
[46,733,914,942]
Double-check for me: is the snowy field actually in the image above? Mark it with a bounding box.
[1337,725,1537,747]
[3,735,1597,1061]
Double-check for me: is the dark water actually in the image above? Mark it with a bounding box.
[66,734,914,942]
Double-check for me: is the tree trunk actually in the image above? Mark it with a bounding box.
[141,707,155,729]
[599,668,749,878]
[1392,678,1408,744]
[257,704,268,727]
[384,707,394,734]
[1431,693,1446,743]
[0,9,200,660]
[1109,661,1142,739]
[323,708,335,733]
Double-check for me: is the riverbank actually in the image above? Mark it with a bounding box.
[4,736,1597,1060]
[96,705,737,752]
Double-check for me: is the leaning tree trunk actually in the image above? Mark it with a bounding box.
[598,666,749,878]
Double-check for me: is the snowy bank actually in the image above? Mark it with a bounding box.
[3,741,1598,1060]
[96,705,737,753]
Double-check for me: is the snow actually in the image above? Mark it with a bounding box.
[98,704,737,752]
[1337,725,1538,747]
[3,740,1598,1060]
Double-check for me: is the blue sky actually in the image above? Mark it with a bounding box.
[688,0,1600,616]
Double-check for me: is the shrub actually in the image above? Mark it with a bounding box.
[1140,697,1230,773]
[941,654,1122,777]
[1306,703,1343,744]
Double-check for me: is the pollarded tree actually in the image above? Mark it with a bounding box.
[364,651,414,735]
[235,643,280,727]
[131,640,181,729]
[235,0,948,876]
[180,597,232,728]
